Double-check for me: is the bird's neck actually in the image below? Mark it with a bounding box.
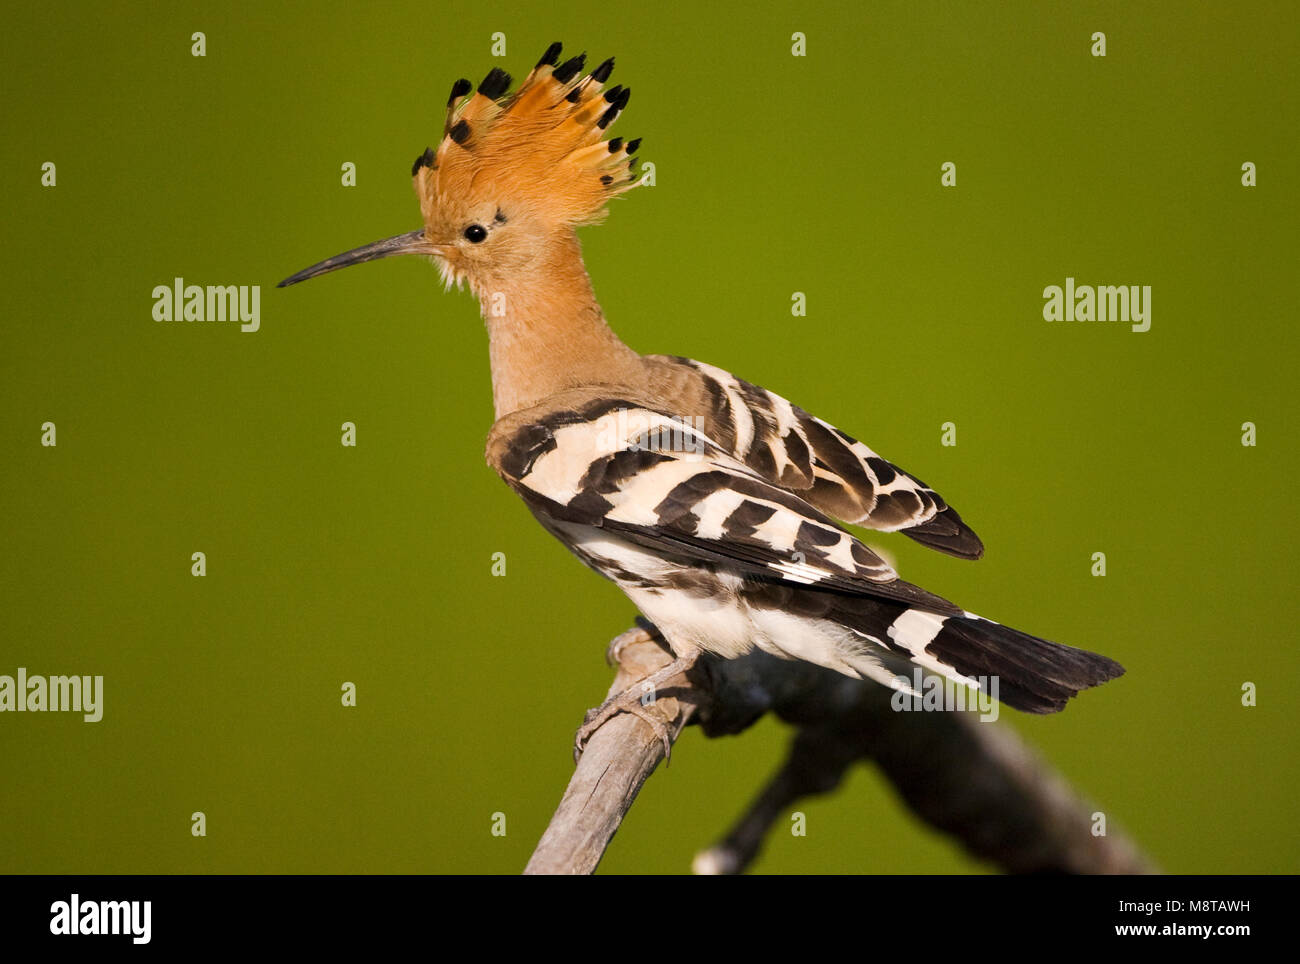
[475,230,641,419]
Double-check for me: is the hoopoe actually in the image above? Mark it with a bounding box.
[281,43,1124,751]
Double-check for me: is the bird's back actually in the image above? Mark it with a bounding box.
[637,354,985,558]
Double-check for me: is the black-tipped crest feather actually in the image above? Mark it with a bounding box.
[536,41,562,68]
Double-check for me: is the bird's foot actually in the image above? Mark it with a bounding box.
[574,654,698,763]
[605,625,654,666]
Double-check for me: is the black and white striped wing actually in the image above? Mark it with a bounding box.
[488,402,961,615]
[655,356,985,560]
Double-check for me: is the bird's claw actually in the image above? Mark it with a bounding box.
[605,626,653,666]
[573,690,674,763]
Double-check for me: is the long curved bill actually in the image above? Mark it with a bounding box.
[277,229,438,287]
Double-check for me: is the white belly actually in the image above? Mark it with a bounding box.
[548,519,869,675]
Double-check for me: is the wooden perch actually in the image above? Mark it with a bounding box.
[524,628,702,875]
[525,622,1153,875]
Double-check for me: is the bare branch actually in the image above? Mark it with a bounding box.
[523,629,707,875]
[527,626,1152,875]
[695,672,1154,874]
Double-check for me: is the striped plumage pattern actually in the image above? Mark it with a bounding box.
[649,356,985,559]
[488,359,1124,714]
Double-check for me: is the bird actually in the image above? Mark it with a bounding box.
[279,42,1124,754]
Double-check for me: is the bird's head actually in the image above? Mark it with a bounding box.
[278,43,642,295]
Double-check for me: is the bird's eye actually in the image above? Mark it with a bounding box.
[463,224,488,243]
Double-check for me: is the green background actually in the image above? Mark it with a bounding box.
[2,0,1296,874]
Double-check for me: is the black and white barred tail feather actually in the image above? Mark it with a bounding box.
[731,579,1123,712]
[827,597,1124,713]
[487,394,1124,713]
[919,614,1125,713]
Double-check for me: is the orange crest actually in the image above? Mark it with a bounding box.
[412,44,643,232]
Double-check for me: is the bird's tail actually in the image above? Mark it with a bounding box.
[834,602,1125,713]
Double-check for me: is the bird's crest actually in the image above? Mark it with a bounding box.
[412,43,643,229]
